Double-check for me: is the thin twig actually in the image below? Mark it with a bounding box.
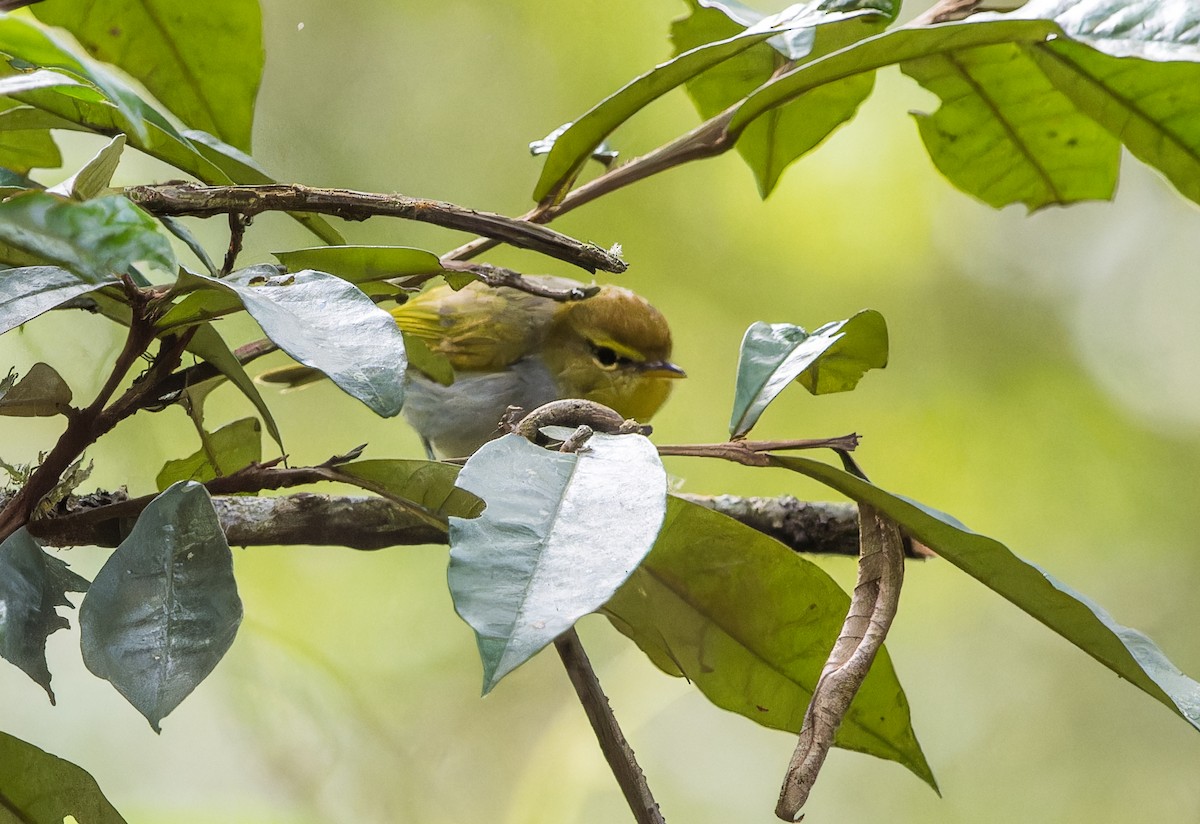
[221,212,249,275]
[126,182,627,274]
[554,628,666,824]
[440,261,602,301]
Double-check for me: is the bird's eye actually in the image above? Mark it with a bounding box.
[593,345,619,368]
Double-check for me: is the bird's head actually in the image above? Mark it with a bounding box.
[542,285,685,422]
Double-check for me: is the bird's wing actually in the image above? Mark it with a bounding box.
[391,282,562,372]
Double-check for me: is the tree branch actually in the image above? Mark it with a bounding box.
[125,182,627,275]
[22,489,934,561]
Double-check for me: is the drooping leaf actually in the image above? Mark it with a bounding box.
[155,417,261,491]
[0,361,72,416]
[47,134,126,201]
[183,322,284,451]
[79,482,242,732]
[729,310,887,438]
[0,265,117,336]
[33,0,264,151]
[1000,0,1200,207]
[182,265,407,417]
[726,18,1064,147]
[338,459,483,520]
[605,496,936,789]
[272,245,444,282]
[0,528,89,703]
[0,192,176,282]
[449,433,667,693]
[530,3,852,204]
[0,731,127,824]
[771,454,1200,733]
[674,0,892,197]
[902,40,1119,209]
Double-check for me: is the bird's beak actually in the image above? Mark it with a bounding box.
[639,360,686,379]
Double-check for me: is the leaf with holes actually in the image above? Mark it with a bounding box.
[0,528,89,703]
[449,433,666,693]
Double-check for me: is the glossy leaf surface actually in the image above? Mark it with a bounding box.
[80,482,242,731]
[0,265,117,336]
[449,433,667,693]
[186,266,408,417]
[730,310,887,437]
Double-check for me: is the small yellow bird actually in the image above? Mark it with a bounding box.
[260,276,684,458]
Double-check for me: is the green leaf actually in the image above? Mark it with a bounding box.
[0,16,155,141]
[155,417,261,491]
[338,459,484,520]
[902,41,1119,209]
[0,265,117,336]
[272,245,444,282]
[47,133,126,200]
[0,731,127,824]
[729,310,888,438]
[449,433,667,693]
[1013,0,1200,61]
[605,496,936,789]
[183,322,284,452]
[0,361,72,416]
[0,528,89,704]
[771,455,1200,733]
[0,192,176,282]
[186,265,408,417]
[0,96,61,173]
[674,0,891,197]
[33,0,264,151]
[79,482,242,732]
[997,0,1200,208]
[530,4,843,204]
[728,19,1062,137]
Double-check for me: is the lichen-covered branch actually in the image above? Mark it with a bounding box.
[125,182,627,274]
[19,489,921,560]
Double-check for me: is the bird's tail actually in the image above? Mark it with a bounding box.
[256,363,326,388]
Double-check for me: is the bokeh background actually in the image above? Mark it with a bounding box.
[3,1,1200,821]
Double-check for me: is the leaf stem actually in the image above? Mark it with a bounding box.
[554,628,666,824]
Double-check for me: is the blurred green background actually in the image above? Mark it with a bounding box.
[3,1,1200,821]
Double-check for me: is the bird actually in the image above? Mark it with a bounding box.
[259,275,684,458]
